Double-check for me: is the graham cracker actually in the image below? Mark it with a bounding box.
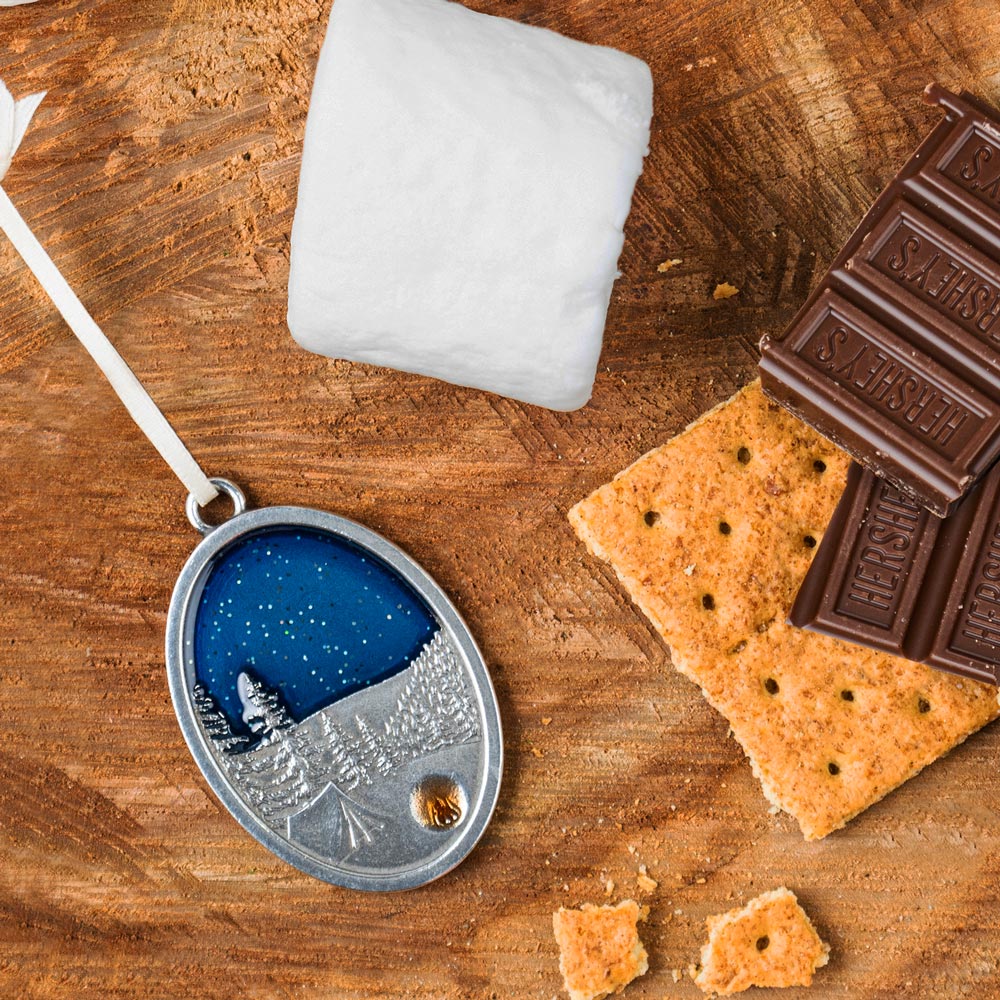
[570,380,998,839]
[693,887,829,995]
[552,900,649,1000]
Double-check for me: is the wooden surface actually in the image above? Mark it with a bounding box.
[2,1,1000,997]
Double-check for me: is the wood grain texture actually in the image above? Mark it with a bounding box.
[2,1,1000,997]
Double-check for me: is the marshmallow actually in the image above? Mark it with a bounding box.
[288,0,652,410]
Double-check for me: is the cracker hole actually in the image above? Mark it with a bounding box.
[719,521,732,535]
[643,510,660,527]
[813,459,827,473]
[756,618,775,634]
[918,697,931,714]
[803,535,817,548]
[737,447,752,465]
[756,936,770,952]
[764,677,779,695]
[828,762,841,776]
[841,689,854,702]
[702,594,715,611]
[728,640,747,655]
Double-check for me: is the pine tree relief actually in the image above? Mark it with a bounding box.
[380,631,480,769]
[226,671,316,819]
[192,683,250,756]
[237,671,294,741]
[317,714,369,790]
[354,714,394,777]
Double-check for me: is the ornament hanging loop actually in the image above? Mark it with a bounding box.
[186,478,247,536]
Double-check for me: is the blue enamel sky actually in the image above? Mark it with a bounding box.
[193,526,437,731]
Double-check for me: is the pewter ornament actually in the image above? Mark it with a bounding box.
[166,499,502,890]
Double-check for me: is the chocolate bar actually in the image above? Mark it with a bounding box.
[760,84,1000,516]
[790,461,1000,685]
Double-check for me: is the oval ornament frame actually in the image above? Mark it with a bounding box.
[166,505,503,891]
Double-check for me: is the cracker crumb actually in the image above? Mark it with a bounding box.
[542,717,553,726]
[713,282,740,300]
[693,887,829,995]
[553,900,649,1000]
[683,564,696,576]
[637,874,658,893]
[532,747,545,758]
[657,258,683,272]
[605,879,615,896]
[672,968,682,983]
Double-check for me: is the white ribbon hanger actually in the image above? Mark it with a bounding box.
[0,80,219,507]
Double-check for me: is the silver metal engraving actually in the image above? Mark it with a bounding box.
[166,503,503,890]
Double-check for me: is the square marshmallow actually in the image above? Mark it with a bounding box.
[288,0,653,410]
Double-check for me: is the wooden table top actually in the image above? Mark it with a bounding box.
[2,1,1000,997]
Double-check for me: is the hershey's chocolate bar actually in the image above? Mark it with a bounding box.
[790,462,1000,685]
[760,85,1000,516]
